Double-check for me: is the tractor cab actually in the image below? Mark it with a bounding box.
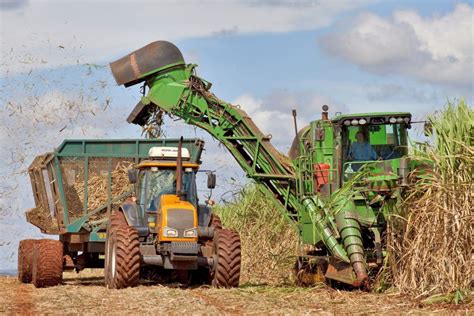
[128,146,200,244]
[333,112,411,189]
[292,108,413,197]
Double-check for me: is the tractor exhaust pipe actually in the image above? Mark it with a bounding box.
[176,136,184,200]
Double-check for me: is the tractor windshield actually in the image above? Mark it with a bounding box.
[137,168,197,212]
[342,123,408,172]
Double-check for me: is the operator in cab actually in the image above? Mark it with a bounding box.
[148,170,176,211]
[348,131,378,170]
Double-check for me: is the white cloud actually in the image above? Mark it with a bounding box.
[0,0,374,73]
[234,94,300,149]
[233,90,346,152]
[319,4,474,88]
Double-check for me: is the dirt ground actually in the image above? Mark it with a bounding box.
[0,270,472,315]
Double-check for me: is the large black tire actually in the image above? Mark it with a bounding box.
[18,239,37,283]
[192,214,224,286]
[104,211,127,286]
[211,229,241,288]
[104,211,140,289]
[32,239,63,288]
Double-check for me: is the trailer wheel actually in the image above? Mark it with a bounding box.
[105,212,140,289]
[18,239,37,283]
[32,240,63,288]
[211,229,241,288]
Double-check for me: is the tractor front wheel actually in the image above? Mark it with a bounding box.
[211,229,241,288]
[104,212,140,289]
[18,239,37,283]
[32,239,63,288]
[210,214,222,230]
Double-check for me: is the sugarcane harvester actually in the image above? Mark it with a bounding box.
[111,41,416,288]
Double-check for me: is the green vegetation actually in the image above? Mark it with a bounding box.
[388,99,473,299]
[214,185,299,285]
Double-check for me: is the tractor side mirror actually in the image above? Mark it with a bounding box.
[128,169,138,184]
[207,173,216,189]
[424,121,433,136]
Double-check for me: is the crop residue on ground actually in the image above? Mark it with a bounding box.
[0,271,472,314]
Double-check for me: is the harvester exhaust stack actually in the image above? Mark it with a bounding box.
[322,105,329,121]
[292,109,298,137]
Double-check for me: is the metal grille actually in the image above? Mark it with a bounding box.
[170,242,199,255]
[60,157,84,222]
[59,157,134,223]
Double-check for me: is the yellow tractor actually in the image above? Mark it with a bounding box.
[104,138,241,288]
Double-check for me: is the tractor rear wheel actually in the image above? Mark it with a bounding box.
[105,212,140,289]
[18,239,37,283]
[109,209,127,228]
[32,239,63,288]
[211,229,241,288]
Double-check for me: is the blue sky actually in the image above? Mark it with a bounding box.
[0,0,472,270]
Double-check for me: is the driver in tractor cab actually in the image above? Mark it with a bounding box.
[348,131,378,170]
[148,170,177,212]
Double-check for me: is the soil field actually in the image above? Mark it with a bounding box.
[0,270,472,315]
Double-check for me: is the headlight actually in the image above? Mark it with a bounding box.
[184,228,197,238]
[163,227,178,237]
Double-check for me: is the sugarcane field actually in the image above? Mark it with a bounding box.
[0,1,473,315]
